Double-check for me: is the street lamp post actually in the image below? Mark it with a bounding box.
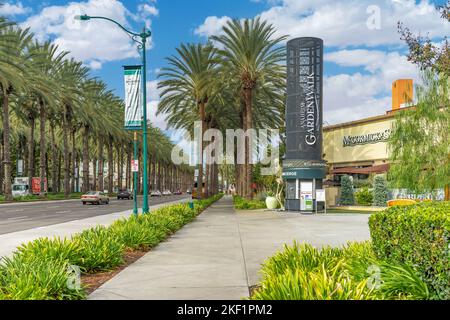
[75,14,151,213]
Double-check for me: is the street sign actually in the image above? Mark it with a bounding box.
[316,189,326,202]
[194,169,199,177]
[131,160,139,172]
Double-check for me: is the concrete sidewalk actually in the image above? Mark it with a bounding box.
[90,196,371,300]
[0,198,189,259]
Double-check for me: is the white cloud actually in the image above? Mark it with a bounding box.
[257,0,449,47]
[324,49,420,124]
[0,1,31,16]
[147,100,167,130]
[194,16,232,37]
[21,0,156,69]
[146,80,161,101]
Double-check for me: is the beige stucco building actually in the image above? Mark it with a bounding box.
[322,79,413,204]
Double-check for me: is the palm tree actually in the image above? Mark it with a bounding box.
[212,18,286,199]
[158,43,217,198]
[56,59,89,197]
[0,23,33,200]
[27,40,67,196]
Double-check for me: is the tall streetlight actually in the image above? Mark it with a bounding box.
[75,14,151,213]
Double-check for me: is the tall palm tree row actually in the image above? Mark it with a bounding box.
[0,17,193,199]
[158,18,286,199]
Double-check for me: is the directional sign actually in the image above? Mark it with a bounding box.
[131,160,139,172]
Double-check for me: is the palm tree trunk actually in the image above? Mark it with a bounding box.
[28,115,36,189]
[198,101,206,198]
[63,108,70,198]
[71,129,76,193]
[39,100,47,196]
[244,88,253,199]
[82,125,89,193]
[107,136,113,193]
[93,156,97,191]
[97,137,104,192]
[50,124,58,192]
[2,92,12,201]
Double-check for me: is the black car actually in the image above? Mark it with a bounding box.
[117,189,133,200]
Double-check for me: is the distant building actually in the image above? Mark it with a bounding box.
[323,79,414,204]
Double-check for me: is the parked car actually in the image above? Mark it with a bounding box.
[117,189,133,200]
[81,191,109,205]
[151,190,162,197]
[173,190,182,195]
[162,190,172,196]
[186,189,191,194]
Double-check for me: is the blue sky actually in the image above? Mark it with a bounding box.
[0,0,448,129]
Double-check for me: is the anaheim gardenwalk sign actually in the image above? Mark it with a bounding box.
[343,129,391,147]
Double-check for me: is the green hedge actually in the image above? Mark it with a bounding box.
[368,201,450,299]
[233,196,267,210]
[0,194,223,300]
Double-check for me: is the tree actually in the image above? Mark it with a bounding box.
[398,1,449,75]
[388,71,449,199]
[212,18,286,199]
[158,43,218,198]
[373,175,389,207]
[0,24,32,200]
[340,175,354,205]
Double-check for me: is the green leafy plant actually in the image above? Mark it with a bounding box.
[0,255,86,300]
[373,175,389,206]
[369,201,450,299]
[71,226,125,273]
[355,188,373,206]
[340,175,355,205]
[233,195,267,210]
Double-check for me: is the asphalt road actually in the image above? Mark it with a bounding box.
[0,195,190,235]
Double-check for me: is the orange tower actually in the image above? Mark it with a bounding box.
[392,79,413,110]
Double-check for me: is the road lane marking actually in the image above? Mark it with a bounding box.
[55,211,71,214]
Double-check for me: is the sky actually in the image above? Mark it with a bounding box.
[1,0,448,134]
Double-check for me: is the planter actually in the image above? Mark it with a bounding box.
[265,196,278,209]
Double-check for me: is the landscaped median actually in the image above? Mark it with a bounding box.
[250,201,449,300]
[0,194,223,300]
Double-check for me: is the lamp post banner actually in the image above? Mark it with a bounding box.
[123,65,142,130]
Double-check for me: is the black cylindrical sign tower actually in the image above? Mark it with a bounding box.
[283,37,327,212]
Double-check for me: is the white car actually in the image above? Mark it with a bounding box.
[162,190,172,196]
[150,190,162,197]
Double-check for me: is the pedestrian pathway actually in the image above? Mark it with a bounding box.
[90,196,371,300]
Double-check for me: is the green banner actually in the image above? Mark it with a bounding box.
[123,65,142,130]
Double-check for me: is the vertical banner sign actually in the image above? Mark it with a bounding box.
[124,65,143,130]
[286,37,323,161]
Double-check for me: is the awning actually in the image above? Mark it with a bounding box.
[331,163,390,174]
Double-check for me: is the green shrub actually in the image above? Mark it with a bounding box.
[15,237,82,263]
[354,188,373,206]
[368,201,450,299]
[372,175,389,206]
[0,255,86,300]
[340,175,354,205]
[353,179,371,189]
[110,216,166,250]
[233,196,267,210]
[251,240,434,300]
[71,226,124,273]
